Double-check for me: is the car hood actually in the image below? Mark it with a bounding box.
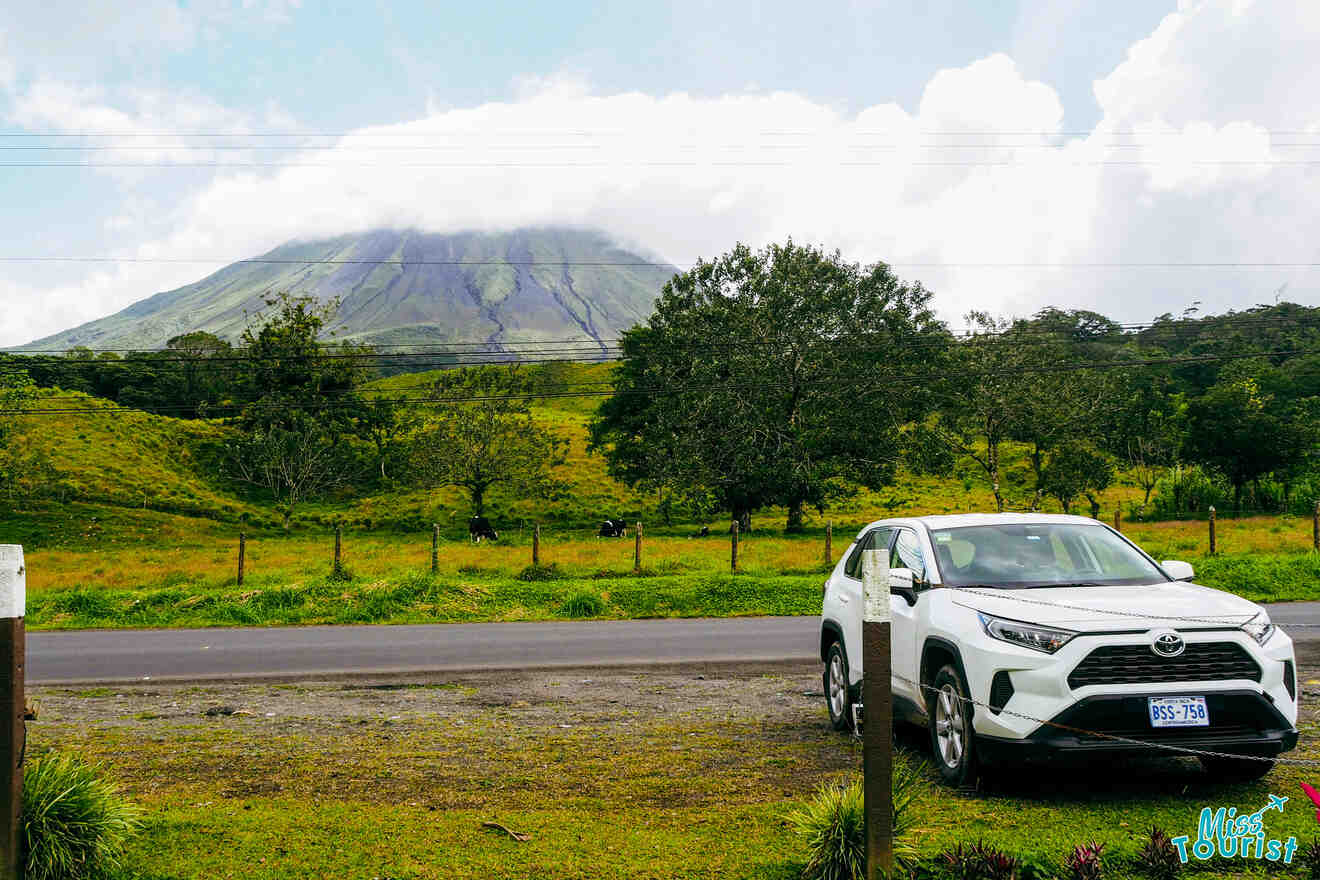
[949,581,1263,631]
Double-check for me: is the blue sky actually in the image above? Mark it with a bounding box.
[2,0,1318,345]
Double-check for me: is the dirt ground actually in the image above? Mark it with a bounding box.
[25,643,1320,807]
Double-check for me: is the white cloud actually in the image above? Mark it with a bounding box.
[4,0,1320,347]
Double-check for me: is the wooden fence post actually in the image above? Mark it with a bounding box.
[237,532,246,586]
[731,520,739,573]
[533,523,541,567]
[825,522,833,565]
[1313,501,1319,553]
[1208,506,1217,555]
[634,521,643,573]
[860,549,893,880]
[1,544,25,880]
[431,523,439,575]
[1112,509,1121,532]
[333,523,343,576]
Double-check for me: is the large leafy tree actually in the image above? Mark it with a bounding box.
[1184,374,1315,511]
[226,293,372,524]
[589,239,948,532]
[233,292,372,435]
[410,367,566,517]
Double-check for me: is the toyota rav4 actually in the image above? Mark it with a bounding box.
[820,513,1298,784]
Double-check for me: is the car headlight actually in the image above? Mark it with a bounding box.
[1242,612,1276,646]
[978,612,1076,654]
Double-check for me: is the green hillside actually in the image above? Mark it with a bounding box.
[2,361,1156,551]
[15,228,675,351]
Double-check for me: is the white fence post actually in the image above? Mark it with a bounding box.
[1,544,25,880]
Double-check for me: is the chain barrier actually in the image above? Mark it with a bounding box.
[886,671,1320,766]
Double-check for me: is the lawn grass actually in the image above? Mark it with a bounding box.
[28,671,1320,880]
[18,510,1320,630]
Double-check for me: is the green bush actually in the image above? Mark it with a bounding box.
[558,590,605,618]
[23,751,142,880]
[517,562,563,582]
[789,758,927,880]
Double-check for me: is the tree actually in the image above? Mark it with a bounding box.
[1040,440,1115,515]
[227,417,354,528]
[589,239,948,532]
[164,331,233,418]
[226,293,371,522]
[1184,376,1314,512]
[357,396,417,483]
[233,292,372,436]
[410,367,566,517]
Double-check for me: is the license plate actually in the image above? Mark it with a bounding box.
[1148,696,1209,728]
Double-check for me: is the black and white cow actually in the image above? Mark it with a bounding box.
[597,519,628,538]
[469,516,499,543]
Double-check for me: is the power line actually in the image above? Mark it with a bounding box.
[8,160,1320,168]
[1,256,1319,268]
[3,128,1318,137]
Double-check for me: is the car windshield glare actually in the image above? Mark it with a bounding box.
[929,522,1167,588]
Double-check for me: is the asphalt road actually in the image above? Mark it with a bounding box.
[26,615,821,684]
[26,602,1320,684]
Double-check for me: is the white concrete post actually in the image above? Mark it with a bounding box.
[1,544,25,880]
[860,548,892,879]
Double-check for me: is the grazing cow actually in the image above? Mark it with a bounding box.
[597,519,628,538]
[692,525,710,538]
[469,516,499,543]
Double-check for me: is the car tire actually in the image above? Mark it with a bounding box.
[824,641,853,731]
[928,663,978,786]
[1199,755,1275,782]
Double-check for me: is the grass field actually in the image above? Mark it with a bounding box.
[16,507,1320,630]
[28,663,1320,879]
[6,362,1320,630]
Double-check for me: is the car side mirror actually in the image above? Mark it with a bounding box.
[1162,560,1195,581]
[889,567,918,605]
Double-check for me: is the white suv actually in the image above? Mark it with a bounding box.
[820,513,1298,784]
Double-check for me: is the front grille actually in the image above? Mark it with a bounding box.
[1067,642,1261,690]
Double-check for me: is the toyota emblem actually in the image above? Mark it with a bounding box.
[1151,630,1185,658]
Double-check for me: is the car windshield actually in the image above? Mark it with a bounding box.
[929,522,1168,588]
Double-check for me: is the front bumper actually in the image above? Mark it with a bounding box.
[976,688,1298,764]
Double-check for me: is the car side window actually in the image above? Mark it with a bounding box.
[890,528,928,582]
[844,528,892,579]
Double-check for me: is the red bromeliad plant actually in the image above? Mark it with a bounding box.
[1064,841,1104,880]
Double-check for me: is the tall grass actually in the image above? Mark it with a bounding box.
[22,751,142,880]
[789,757,927,880]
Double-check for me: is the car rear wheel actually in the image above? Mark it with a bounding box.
[928,663,978,786]
[824,641,853,731]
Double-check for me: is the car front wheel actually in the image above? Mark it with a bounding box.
[824,641,853,731]
[928,663,978,786]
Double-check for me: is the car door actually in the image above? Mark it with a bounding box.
[889,527,929,709]
[840,526,893,685]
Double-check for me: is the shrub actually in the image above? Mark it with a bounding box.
[22,751,142,880]
[1063,842,1103,880]
[940,841,1021,880]
[1302,838,1320,880]
[558,590,605,618]
[1137,827,1180,880]
[789,757,927,880]
[517,562,563,582]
